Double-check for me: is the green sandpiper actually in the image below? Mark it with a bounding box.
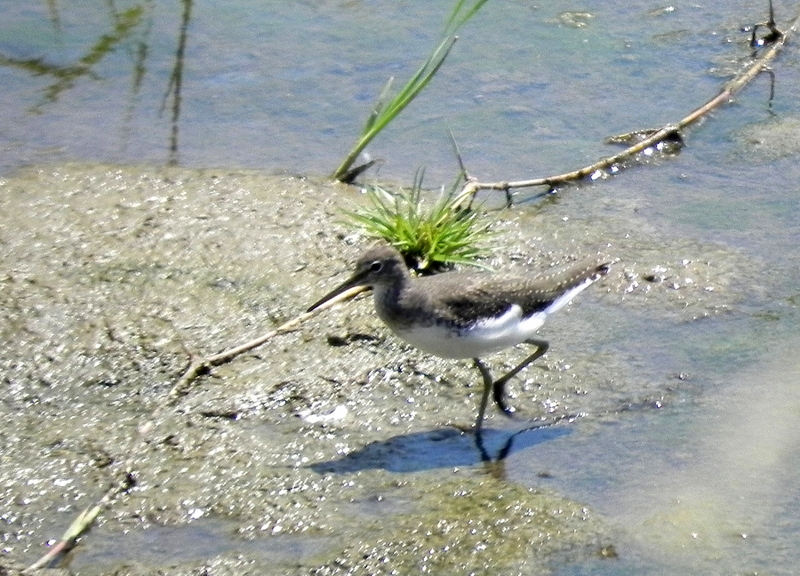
[308,244,609,430]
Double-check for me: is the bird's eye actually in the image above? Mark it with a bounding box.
[370,260,383,272]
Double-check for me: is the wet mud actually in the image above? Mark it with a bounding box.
[0,164,759,575]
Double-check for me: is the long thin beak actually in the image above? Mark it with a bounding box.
[307,271,371,312]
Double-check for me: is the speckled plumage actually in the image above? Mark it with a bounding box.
[370,252,607,328]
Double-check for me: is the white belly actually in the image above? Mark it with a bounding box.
[393,305,547,359]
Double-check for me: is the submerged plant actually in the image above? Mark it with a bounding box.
[345,171,493,273]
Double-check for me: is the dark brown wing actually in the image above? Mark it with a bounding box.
[411,257,609,327]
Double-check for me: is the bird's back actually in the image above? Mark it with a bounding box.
[409,257,609,328]
[370,257,609,359]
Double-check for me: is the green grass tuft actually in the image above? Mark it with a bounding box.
[345,172,494,273]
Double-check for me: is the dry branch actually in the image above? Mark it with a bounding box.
[458,7,800,202]
[168,285,368,399]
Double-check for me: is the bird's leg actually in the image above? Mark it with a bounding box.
[492,338,549,415]
[473,358,493,431]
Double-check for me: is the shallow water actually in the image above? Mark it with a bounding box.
[516,349,800,576]
[2,1,800,575]
[3,1,796,183]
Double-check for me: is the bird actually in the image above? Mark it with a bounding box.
[307,243,609,430]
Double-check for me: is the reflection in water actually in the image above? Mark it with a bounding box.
[161,0,192,165]
[475,416,576,480]
[0,5,146,112]
[1,0,193,165]
[307,421,572,475]
[45,0,61,32]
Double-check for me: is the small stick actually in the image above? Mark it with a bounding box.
[23,474,135,573]
[168,284,369,398]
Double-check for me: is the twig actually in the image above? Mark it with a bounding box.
[167,284,369,399]
[23,474,136,573]
[750,0,783,47]
[459,4,800,201]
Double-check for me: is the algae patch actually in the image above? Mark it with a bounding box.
[306,474,608,576]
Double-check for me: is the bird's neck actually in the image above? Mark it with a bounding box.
[372,270,412,326]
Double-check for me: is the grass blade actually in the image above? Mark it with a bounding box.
[333,0,490,181]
